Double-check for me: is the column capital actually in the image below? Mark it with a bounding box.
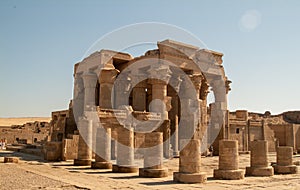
[82,71,98,89]
[148,64,172,84]
[129,74,148,88]
[169,75,182,93]
[116,74,132,94]
[190,74,204,90]
[200,81,209,100]
[99,69,120,84]
[225,79,232,94]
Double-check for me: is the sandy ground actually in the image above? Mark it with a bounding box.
[0,117,51,126]
[0,150,300,190]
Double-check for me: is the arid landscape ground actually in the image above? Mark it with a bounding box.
[0,117,51,127]
[1,149,300,190]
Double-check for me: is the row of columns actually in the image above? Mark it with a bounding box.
[75,123,298,182]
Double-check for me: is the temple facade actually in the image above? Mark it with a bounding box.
[44,39,230,161]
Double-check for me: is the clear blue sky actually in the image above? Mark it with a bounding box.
[1,0,300,117]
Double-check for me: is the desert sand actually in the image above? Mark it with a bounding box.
[0,150,299,190]
[0,117,51,127]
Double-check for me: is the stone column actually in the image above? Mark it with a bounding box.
[178,98,199,148]
[132,78,147,111]
[74,119,93,166]
[149,79,169,118]
[112,126,138,173]
[173,139,207,183]
[168,76,181,158]
[171,114,179,157]
[178,75,200,150]
[73,73,84,118]
[149,79,171,158]
[213,140,244,180]
[114,73,131,109]
[91,127,112,169]
[209,78,227,155]
[191,74,204,141]
[99,69,119,109]
[82,71,98,111]
[273,146,298,174]
[246,140,274,176]
[82,71,98,155]
[139,132,168,178]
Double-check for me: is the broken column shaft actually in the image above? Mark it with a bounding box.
[273,146,298,174]
[246,140,274,176]
[139,132,168,178]
[213,140,244,180]
[173,139,207,183]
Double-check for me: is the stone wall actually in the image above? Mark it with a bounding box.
[0,121,50,144]
[228,110,300,153]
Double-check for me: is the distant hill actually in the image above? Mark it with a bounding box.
[0,117,51,127]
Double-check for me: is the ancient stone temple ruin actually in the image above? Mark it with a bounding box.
[66,39,230,180]
[40,39,299,183]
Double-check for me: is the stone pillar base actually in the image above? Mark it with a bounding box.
[246,166,274,177]
[74,159,91,166]
[112,164,139,173]
[213,169,244,180]
[273,165,298,174]
[4,157,19,163]
[173,172,207,183]
[91,161,112,169]
[139,168,168,178]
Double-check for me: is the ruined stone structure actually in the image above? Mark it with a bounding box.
[139,132,168,178]
[246,140,274,176]
[69,39,229,171]
[173,139,207,183]
[0,121,49,144]
[273,146,298,174]
[213,140,244,180]
[43,103,79,161]
[228,110,300,154]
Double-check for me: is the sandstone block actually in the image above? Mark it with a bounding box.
[246,166,274,177]
[74,159,92,166]
[4,157,19,163]
[213,169,244,180]
[91,161,112,169]
[112,164,139,173]
[139,168,168,178]
[173,172,207,183]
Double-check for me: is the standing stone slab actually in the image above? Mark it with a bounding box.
[246,140,274,176]
[213,140,244,180]
[273,146,298,174]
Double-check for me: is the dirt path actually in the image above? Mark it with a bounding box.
[0,150,300,190]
